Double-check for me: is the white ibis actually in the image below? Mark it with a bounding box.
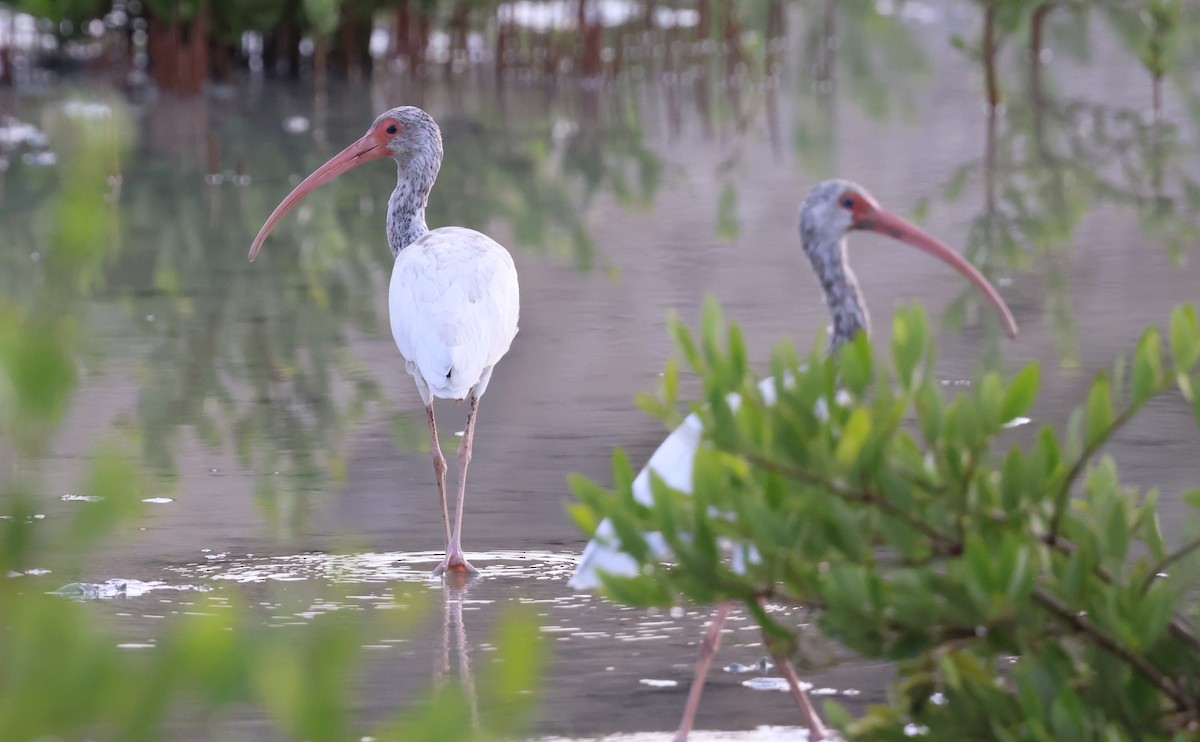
[569,179,1018,740]
[249,107,520,577]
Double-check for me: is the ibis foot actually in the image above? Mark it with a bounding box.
[433,548,479,577]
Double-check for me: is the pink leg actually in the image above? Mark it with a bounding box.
[425,404,452,547]
[773,652,830,740]
[434,394,480,576]
[674,601,733,742]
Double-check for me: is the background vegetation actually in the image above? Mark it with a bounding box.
[2,0,1200,739]
[573,301,1200,739]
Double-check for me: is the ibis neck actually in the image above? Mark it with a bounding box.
[805,235,870,352]
[386,158,439,255]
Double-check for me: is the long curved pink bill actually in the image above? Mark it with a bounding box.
[248,134,388,261]
[871,209,1019,339]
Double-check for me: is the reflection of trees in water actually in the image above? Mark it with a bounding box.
[1,74,666,529]
[932,1,1200,366]
[0,93,132,457]
[789,0,928,177]
[666,1,931,243]
[1,91,396,530]
[373,55,676,270]
[128,188,388,531]
[0,3,962,516]
[1098,0,1198,123]
[9,1,1200,529]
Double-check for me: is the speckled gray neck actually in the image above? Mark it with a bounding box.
[799,182,869,352]
[807,235,869,352]
[386,166,435,255]
[384,108,444,255]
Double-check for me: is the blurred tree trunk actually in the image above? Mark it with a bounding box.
[1029,1,1054,156]
[696,0,709,40]
[494,10,509,81]
[333,7,373,79]
[210,40,239,83]
[723,6,745,76]
[262,0,303,79]
[578,0,602,77]
[392,0,429,72]
[417,7,431,70]
[1,10,18,85]
[146,2,210,95]
[314,36,328,94]
[304,0,339,91]
[394,1,411,65]
[447,0,469,74]
[393,0,422,71]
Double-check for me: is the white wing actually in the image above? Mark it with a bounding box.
[569,375,787,590]
[389,227,520,401]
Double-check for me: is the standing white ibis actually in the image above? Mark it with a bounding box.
[249,107,520,577]
[569,179,1018,740]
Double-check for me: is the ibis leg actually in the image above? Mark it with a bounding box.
[425,403,452,547]
[434,393,480,576]
[758,592,829,741]
[772,652,829,740]
[674,601,733,742]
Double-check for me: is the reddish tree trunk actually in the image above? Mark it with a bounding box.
[1029,2,1054,156]
[393,0,430,72]
[982,4,1000,111]
[577,0,603,78]
[146,2,210,95]
[332,8,373,78]
[417,13,431,70]
[495,15,508,81]
[393,1,413,68]
[696,0,709,40]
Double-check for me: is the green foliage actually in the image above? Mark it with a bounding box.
[573,299,1200,739]
[1103,0,1183,78]
[137,0,207,22]
[303,0,341,38]
[931,0,1200,366]
[716,183,740,242]
[11,0,109,29]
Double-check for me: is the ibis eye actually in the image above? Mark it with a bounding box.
[841,197,855,208]
[386,124,398,135]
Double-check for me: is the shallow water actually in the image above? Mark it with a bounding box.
[3,1,1200,739]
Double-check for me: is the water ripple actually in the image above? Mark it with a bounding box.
[168,549,579,585]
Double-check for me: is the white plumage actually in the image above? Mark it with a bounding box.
[249,106,522,576]
[569,375,782,590]
[390,226,520,404]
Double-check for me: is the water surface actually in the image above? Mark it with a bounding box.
[3,2,1200,738]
